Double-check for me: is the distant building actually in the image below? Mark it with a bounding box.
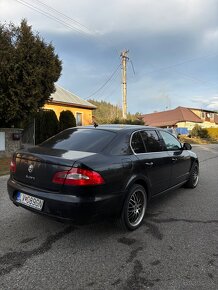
[141,106,218,130]
[44,85,96,126]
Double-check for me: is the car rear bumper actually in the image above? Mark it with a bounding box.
[7,178,124,223]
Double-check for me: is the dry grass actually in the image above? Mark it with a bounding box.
[179,135,218,145]
[0,157,11,176]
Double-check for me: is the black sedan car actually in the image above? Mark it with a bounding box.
[7,125,199,230]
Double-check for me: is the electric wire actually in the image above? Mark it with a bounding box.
[130,59,135,75]
[88,68,120,101]
[14,0,93,36]
[14,0,121,102]
[31,0,92,34]
[85,63,121,99]
[148,60,218,93]
[144,52,218,76]
[169,68,218,89]
[15,0,218,104]
[97,69,121,101]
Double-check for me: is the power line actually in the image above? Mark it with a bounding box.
[31,0,92,34]
[102,81,121,102]
[144,52,218,76]
[130,59,135,75]
[148,60,218,92]
[14,0,122,103]
[170,68,218,90]
[87,67,120,100]
[86,63,121,99]
[97,70,121,101]
[14,0,93,36]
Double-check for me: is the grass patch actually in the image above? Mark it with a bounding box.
[0,157,11,176]
[179,135,218,145]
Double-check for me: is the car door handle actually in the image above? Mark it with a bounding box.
[172,157,177,161]
[145,162,153,166]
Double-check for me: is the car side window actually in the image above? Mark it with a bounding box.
[140,130,163,152]
[159,130,182,151]
[131,132,146,154]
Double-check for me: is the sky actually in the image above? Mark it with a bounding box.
[0,0,218,114]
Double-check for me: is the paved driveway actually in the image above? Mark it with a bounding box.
[0,145,218,289]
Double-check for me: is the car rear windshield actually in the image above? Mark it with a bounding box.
[40,128,116,153]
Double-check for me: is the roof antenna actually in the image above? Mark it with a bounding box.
[93,122,98,128]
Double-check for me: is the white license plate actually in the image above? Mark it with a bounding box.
[17,192,44,211]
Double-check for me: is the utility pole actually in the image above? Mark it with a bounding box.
[121,50,129,119]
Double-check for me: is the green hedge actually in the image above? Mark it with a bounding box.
[59,110,76,131]
[35,110,59,144]
[35,109,77,144]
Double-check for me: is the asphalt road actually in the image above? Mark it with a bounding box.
[0,145,218,290]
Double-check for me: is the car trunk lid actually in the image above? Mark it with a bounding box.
[12,146,96,191]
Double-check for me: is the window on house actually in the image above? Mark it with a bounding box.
[201,112,205,118]
[206,113,213,118]
[76,113,82,126]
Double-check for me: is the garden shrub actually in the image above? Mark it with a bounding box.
[191,124,209,139]
[59,110,76,131]
[206,128,218,139]
[35,109,59,144]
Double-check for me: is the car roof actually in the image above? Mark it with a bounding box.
[77,124,159,133]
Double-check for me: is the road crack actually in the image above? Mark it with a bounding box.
[0,226,75,277]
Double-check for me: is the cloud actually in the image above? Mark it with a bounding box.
[0,0,218,114]
[191,96,218,110]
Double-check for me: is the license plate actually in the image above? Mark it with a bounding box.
[17,192,44,211]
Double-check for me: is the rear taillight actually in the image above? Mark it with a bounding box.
[52,168,105,186]
[10,160,16,173]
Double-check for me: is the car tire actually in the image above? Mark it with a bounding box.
[119,184,147,231]
[185,163,199,188]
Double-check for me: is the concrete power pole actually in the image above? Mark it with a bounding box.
[121,50,129,119]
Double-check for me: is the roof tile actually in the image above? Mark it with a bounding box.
[49,85,96,109]
[141,107,203,127]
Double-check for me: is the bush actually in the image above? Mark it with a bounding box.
[59,110,76,131]
[191,125,209,139]
[35,109,59,144]
[111,118,144,125]
[207,128,218,139]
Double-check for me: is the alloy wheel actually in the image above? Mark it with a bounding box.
[127,189,146,227]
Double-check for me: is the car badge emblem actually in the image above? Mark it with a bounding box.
[28,164,34,173]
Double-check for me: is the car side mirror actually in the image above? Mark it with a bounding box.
[183,143,192,150]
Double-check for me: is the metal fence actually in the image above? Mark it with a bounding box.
[21,120,35,148]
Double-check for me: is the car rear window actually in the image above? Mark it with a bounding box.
[41,129,116,153]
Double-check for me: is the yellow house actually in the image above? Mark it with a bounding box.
[141,106,218,130]
[44,85,96,126]
[189,108,218,129]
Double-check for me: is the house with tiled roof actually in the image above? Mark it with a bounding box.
[141,107,218,130]
[44,85,96,126]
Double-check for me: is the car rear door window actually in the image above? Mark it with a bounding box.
[131,132,146,154]
[140,130,163,152]
[41,129,116,153]
[159,130,182,151]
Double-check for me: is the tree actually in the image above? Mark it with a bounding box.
[35,110,59,144]
[0,19,62,127]
[88,99,144,124]
[191,124,209,139]
[59,110,76,131]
